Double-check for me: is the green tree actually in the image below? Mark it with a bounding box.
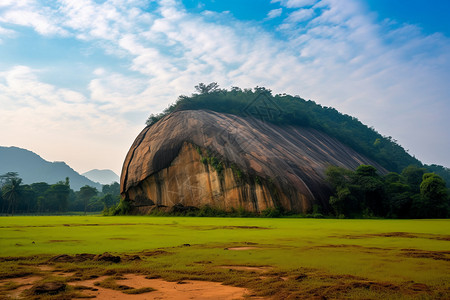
[194,82,220,94]
[424,164,450,187]
[354,165,386,216]
[0,189,3,213]
[18,185,36,213]
[325,166,353,189]
[420,173,449,218]
[329,186,356,217]
[327,165,449,218]
[325,166,358,216]
[0,172,19,187]
[102,182,120,196]
[46,182,70,212]
[355,165,378,177]
[401,165,426,193]
[1,177,23,215]
[383,172,413,218]
[100,193,119,210]
[30,182,51,213]
[30,182,51,196]
[78,185,98,215]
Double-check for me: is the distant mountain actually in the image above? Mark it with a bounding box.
[82,169,119,185]
[0,146,101,191]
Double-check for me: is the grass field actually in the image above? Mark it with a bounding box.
[0,216,449,299]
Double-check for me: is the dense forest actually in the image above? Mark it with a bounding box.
[147,83,450,182]
[0,172,120,215]
[326,165,449,219]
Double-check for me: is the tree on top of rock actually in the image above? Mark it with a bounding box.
[194,82,220,94]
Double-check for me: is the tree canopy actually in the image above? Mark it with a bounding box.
[1,177,23,215]
[0,172,120,215]
[145,83,445,175]
[326,165,449,218]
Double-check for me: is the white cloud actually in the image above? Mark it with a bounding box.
[0,0,34,8]
[0,0,449,171]
[0,1,67,35]
[93,68,106,76]
[266,8,283,20]
[88,70,149,112]
[0,25,14,35]
[0,65,142,174]
[0,24,14,43]
[285,8,314,23]
[272,0,318,8]
[0,66,86,107]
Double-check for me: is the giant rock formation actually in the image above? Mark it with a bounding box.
[120,110,385,214]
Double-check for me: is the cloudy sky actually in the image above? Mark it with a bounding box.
[1,0,449,176]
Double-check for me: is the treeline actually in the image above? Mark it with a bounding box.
[0,172,120,215]
[326,165,450,218]
[146,84,450,181]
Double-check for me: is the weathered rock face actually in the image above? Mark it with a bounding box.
[121,110,386,214]
[123,142,280,213]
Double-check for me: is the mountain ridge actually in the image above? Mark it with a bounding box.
[0,146,101,191]
[82,169,119,185]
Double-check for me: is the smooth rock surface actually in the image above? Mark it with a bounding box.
[121,110,385,213]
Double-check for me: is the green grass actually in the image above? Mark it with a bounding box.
[1,216,449,299]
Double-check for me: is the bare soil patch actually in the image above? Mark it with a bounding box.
[1,269,253,299]
[36,265,76,278]
[226,246,259,251]
[0,275,42,298]
[72,274,251,299]
[36,265,55,272]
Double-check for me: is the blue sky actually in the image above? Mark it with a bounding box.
[1,0,449,175]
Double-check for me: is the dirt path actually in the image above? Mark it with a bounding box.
[77,274,252,300]
[226,246,259,250]
[0,276,42,299]
[1,272,256,299]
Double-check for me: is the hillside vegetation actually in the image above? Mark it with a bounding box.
[147,84,425,173]
[142,84,450,218]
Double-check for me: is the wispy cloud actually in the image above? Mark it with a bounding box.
[0,0,449,172]
[266,8,283,20]
[0,65,142,173]
[0,1,67,35]
[271,0,318,9]
[283,8,314,24]
[0,25,14,35]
